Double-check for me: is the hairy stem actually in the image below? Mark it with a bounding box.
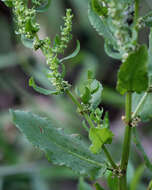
[66,90,118,170]
[119,92,132,190]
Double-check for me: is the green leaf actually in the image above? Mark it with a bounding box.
[81,87,91,104]
[79,78,103,110]
[91,0,108,17]
[89,80,103,110]
[103,112,109,129]
[104,40,122,60]
[29,77,57,95]
[35,0,51,13]
[78,177,93,190]
[75,53,98,89]
[117,45,149,95]
[1,0,13,7]
[60,41,80,63]
[148,28,152,77]
[132,92,152,122]
[94,182,105,190]
[133,128,152,171]
[89,127,114,154]
[88,2,114,42]
[107,171,118,190]
[90,79,99,93]
[129,164,145,190]
[21,35,34,49]
[11,110,107,179]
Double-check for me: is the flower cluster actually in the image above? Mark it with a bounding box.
[12,0,40,39]
[33,9,73,94]
[52,9,73,54]
[32,0,43,6]
[35,37,70,93]
[107,0,135,59]
[10,0,73,94]
[131,116,141,127]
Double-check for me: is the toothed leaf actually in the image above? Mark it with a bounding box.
[91,0,108,17]
[89,128,114,154]
[89,80,103,110]
[117,45,148,95]
[79,79,103,110]
[88,2,114,43]
[11,110,107,179]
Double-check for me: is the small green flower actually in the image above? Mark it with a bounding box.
[33,9,73,94]
[13,0,40,39]
[7,0,73,94]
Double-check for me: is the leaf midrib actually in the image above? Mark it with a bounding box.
[14,116,104,169]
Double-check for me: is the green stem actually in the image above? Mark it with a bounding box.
[119,92,132,190]
[134,0,139,22]
[118,1,140,188]
[102,145,117,169]
[133,0,139,45]
[66,89,118,170]
[35,32,118,171]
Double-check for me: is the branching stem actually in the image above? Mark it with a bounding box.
[66,90,118,170]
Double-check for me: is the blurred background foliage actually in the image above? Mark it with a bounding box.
[0,0,152,189]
